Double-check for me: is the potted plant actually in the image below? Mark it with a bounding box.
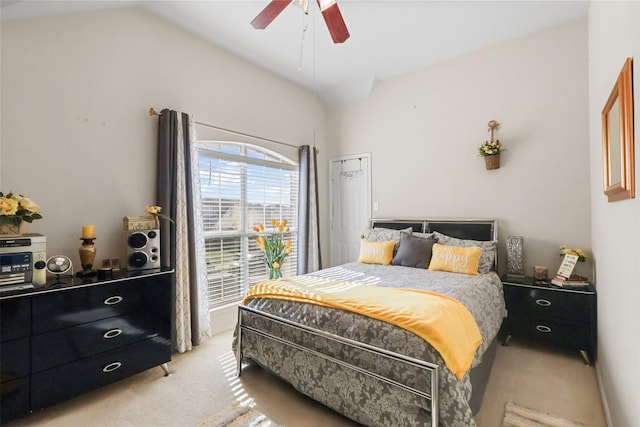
[478,140,504,170]
[477,120,504,170]
[0,191,43,236]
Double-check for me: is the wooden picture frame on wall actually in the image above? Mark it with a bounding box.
[602,57,634,203]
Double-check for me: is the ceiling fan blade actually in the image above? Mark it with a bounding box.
[251,0,293,30]
[318,1,350,43]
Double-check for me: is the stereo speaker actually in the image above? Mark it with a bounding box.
[126,229,161,270]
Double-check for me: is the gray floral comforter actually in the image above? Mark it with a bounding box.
[234,263,506,427]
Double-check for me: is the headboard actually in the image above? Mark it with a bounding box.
[369,218,499,270]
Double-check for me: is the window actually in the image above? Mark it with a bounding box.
[197,142,298,309]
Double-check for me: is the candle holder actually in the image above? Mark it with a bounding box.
[77,237,97,277]
[533,265,549,284]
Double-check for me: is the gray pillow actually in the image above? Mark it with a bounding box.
[362,227,412,254]
[413,232,437,240]
[392,232,437,268]
[433,231,497,274]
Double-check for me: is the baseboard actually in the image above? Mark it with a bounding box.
[210,303,239,335]
[595,361,613,427]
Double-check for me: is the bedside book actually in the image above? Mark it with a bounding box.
[550,274,589,288]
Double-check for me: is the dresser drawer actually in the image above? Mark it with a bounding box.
[0,377,30,424]
[31,338,171,410]
[1,297,31,341]
[32,311,170,372]
[1,337,30,382]
[32,280,146,334]
[504,286,593,322]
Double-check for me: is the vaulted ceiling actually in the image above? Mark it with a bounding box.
[1,1,589,106]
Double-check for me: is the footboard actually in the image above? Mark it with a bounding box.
[236,304,439,427]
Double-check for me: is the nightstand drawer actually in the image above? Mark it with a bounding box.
[503,286,593,321]
[507,317,591,349]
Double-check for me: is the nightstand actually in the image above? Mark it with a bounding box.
[499,276,597,365]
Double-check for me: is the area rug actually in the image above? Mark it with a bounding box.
[199,401,281,427]
[502,401,589,427]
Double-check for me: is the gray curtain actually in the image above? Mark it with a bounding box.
[297,145,322,274]
[157,109,210,353]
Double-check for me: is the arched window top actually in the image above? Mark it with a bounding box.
[197,141,297,167]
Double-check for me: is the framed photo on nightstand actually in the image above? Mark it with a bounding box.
[556,254,579,279]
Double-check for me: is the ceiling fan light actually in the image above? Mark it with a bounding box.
[317,0,337,12]
[292,0,309,13]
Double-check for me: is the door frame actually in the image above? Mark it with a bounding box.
[329,152,372,266]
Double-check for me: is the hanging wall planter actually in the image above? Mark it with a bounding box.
[484,154,500,170]
[478,120,505,170]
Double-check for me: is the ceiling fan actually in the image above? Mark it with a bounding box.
[251,0,350,44]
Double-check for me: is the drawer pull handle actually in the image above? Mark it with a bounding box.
[104,296,123,305]
[535,299,552,307]
[102,362,122,373]
[536,325,552,333]
[103,328,122,339]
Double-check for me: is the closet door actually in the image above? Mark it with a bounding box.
[329,153,371,267]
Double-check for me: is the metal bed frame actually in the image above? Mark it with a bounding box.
[234,218,498,427]
[236,305,440,426]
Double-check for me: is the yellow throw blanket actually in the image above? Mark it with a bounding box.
[242,276,482,380]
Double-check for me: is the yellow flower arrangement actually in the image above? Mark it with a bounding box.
[560,245,587,262]
[146,205,174,223]
[478,140,504,157]
[253,219,291,279]
[0,191,43,226]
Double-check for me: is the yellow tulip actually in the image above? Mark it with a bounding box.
[285,227,290,233]
[285,247,291,254]
[279,225,284,232]
[259,224,264,231]
[252,226,260,233]
[282,219,288,226]
[273,261,280,269]
[271,219,277,226]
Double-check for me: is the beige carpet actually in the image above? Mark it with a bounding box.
[199,401,280,427]
[4,331,606,427]
[502,401,589,427]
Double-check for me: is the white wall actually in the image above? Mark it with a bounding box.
[0,7,330,268]
[326,18,590,276]
[588,2,640,426]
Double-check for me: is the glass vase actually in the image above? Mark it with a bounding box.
[269,266,282,280]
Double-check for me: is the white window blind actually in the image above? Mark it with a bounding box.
[197,142,298,308]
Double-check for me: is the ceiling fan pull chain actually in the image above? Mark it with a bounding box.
[298,19,308,71]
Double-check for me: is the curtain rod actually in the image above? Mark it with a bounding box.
[149,108,313,152]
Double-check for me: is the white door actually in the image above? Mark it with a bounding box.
[330,153,371,267]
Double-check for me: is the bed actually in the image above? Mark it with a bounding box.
[234,219,506,427]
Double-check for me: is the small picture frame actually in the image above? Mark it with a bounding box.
[101,259,112,268]
[110,258,121,271]
[557,254,579,279]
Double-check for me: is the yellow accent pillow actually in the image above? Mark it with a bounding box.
[357,239,395,265]
[428,243,481,276]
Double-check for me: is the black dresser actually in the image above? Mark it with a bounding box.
[0,268,174,423]
[499,275,597,365]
